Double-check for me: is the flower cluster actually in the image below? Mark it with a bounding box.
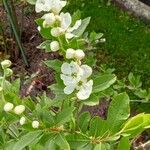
[36,0,93,100]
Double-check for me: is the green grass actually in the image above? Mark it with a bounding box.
[68,0,150,87]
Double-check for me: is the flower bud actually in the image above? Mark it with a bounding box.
[20,117,26,125]
[32,120,39,128]
[42,13,56,28]
[4,68,13,77]
[100,38,106,43]
[75,49,85,60]
[4,102,14,112]
[66,48,75,59]
[14,105,25,115]
[37,26,41,31]
[51,27,63,37]
[50,41,60,52]
[1,60,11,69]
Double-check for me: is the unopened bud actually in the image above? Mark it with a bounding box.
[4,68,13,77]
[75,49,85,60]
[4,102,14,112]
[32,120,39,128]
[66,48,75,59]
[50,41,60,52]
[14,105,25,115]
[20,117,26,125]
[1,60,11,69]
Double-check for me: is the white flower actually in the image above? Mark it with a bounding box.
[60,61,83,94]
[77,80,93,100]
[32,121,40,128]
[1,60,11,69]
[50,0,67,14]
[61,62,93,100]
[14,105,25,115]
[59,12,82,39]
[50,41,60,52]
[74,49,85,60]
[66,48,75,59]
[51,27,64,37]
[42,13,56,28]
[4,102,14,112]
[35,0,51,13]
[20,117,26,125]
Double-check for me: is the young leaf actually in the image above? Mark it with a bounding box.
[12,131,43,150]
[93,74,117,93]
[72,17,91,37]
[121,114,150,138]
[118,137,130,150]
[107,93,130,133]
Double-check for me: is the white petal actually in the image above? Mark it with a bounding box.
[68,19,82,32]
[77,80,93,100]
[60,74,74,85]
[81,65,92,79]
[64,85,75,95]
[60,12,72,30]
[61,62,71,75]
[51,0,66,14]
[42,13,56,27]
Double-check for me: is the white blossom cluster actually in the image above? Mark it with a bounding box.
[3,102,39,128]
[35,0,93,100]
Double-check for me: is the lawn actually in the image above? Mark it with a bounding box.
[68,0,150,87]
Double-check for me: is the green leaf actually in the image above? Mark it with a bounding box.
[89,117,109,137]
[56,107,74,126]
[107,93,130,133]
[94,143,106,150]
[118,137,130,150]
[12,131,43,150]
[44,140,56,150]
[121,113,150,138]
[55,133,70,150]
[72,17,91,37]
[37,40,51,52]
[93,74,117,93]
[72,10,81,25]
[44,59,62,72]
[36,18,52,39]
[66,133,90,149]
[78,112,91,133]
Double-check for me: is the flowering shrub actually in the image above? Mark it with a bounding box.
[0,0,150,150]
